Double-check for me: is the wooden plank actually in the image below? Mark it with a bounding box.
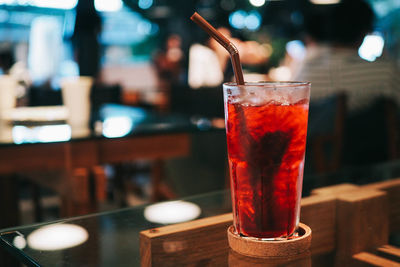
[353,252,400,267]
[301,194,336,255]
[335,189,389,265]
[99,134,190,163]
[92,166,107,202]
[140,194,338,266]
[311,183,359,196]
[70,140,99,169]
[228,249,312,267]
[140,214,232,267]
[140,180,400,266]
[362,178,400,232]
[0,143,67,173]
[377,245,400,260]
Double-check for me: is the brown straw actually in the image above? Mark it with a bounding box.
[190,12,245,85]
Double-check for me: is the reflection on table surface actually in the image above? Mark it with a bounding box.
[1,175,399,267]
[0,104,224,145]
[0,190,232,267]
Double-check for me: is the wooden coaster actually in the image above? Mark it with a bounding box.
[227,223,312,258]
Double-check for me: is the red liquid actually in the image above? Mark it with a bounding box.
[226,99,309,238]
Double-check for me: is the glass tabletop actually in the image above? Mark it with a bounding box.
[0,190,232,267]
[1,184,399,266]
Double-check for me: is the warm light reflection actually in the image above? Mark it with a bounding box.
[13,235,27,249]
[309,0,340,4]
[102,116,133,138]
[27,224,88,251]
[249,0,265,7]
[358,33,384,62]
[144,201,201,224]
[12,125,71,144]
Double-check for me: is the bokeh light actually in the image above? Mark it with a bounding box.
[230,10,262,31]
[358,33,384,62]
[95,0,123,12]
[138,0,153,9]
[249,0,266,7]
[245,11,262,31]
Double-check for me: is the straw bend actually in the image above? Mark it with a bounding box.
[190,12,244,85]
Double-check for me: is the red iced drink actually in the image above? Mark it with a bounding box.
[224,82,310,239]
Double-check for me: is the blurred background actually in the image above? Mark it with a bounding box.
[0,0,399,225]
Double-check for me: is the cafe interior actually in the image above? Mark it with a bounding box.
[0,0,399,266]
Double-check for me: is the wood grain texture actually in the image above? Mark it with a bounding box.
[353,252,400,267]
[99,134,190,163]
[311,183,359,196]
[228,249,311,267]
[140,179,400,266]
[140,214,232,267]
[377,245,400,260]
[335,189,389,265]
[0,133,190,174]
[0,143,68,173]
[227,224,311,258]
[362,179,400,232]
[0,133,190,220]
[301,194,336,255]
[92,166,107,202]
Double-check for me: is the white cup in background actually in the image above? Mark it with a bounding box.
[61,76,93,130]
[0,75,17,118]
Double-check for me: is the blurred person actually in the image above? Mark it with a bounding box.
[188,27,269,89]
[153,34,185,111]
[297,0,400,166]
[296,0,400,111]
[154,35,184,93]
[188,27,230,89]
[72,0,102,79]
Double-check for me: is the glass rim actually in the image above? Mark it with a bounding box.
[223,81,311,88]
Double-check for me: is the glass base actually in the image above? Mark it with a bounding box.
[236,226,303,241]
[227,223,312,258]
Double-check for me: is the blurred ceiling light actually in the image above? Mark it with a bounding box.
[137,20,152,35]
[31,0,78,9]
[309,0,340,4]
[249,0,266,7]
[229,10,246,29]
[95,0,123,12]
[245,11,262,31]
[27,224,88,251]
[144,201,201,224]
[102,116,133,138]
[0,0,12,5]
[358,33,384,62]
[230,10,262,31]
[286,40,306,60]
[138,0,153,9]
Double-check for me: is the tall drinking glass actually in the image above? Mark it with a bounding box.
[223,82,310,239]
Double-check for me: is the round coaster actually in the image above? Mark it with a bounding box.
[227,223,312,258]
